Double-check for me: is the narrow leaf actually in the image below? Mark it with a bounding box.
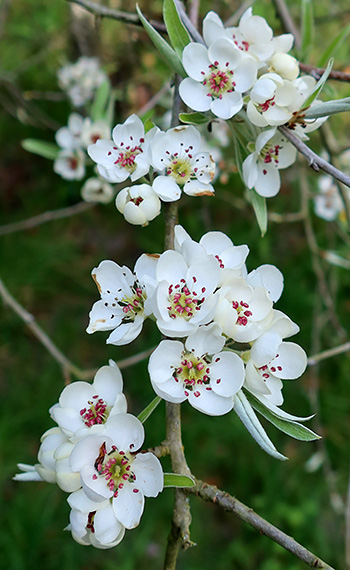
[304,97,350,119]
[136,4,186,77]
[21,139,60,160]
[301,0,314,61]
[164,473,195,488]
[248,189,267,237]
[90,79,111,122]
[317,23,350,68]
[137,396,162,423]
[244,392,320,441]
[233,391,288,460]
[179,112,208,125]
[302,58,334,109]
[163,0,191,58]
[244,392,314,422]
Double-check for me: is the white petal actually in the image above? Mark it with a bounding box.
[268,342,307,379]
[132,453,164,497]
[153,176,181,202]
[113,484,145,529]
[182,43,211,80]
[255,164,281,197]
[211,91,243,119]
[94,505,126,546]
[148,340,183,385]
[210,351,245,396]
[179,78,211,112]
[188,386,233,415]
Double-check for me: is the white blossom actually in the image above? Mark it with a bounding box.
[180,37,258,120]
[81,118,111,148]
[314,175,344,221]
[55,113,84,150]
[247,73,298,127]
[149,324,244,415]
[58,56,107,107]
[81,177,114,204]
[115,184,161,225]
[151,126,215,201]
[242,128,297,197]
[53,149,86,181]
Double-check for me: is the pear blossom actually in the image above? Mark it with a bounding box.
[87,114,156,184]
[49,362,127,440]
[81,118,111,148]
[55,113,84,150]
[314,175,344,221]
[247,73,298,127]
[149,324,244,415]
[269,53,299,81]
[242,128,297,197]
[53,148,86,181]
[180,37,258,120]
[81,177,114,204]
[115,183,161,225]
[151,126,215,201]
[87,255,158,345]
[203,9,274,63]
[68,489,126,548]
[69,414,163,528]
[246,264,284,303]
[151,246,220,337]
[58,56,107,107]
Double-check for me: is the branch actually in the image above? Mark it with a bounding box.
[190,479,336,569]
[307,342,350,365]
[272,0,301,51]
[300,63,350,83]
[0,202,95,236]
[279,126,350,189]
[66,0,166,33]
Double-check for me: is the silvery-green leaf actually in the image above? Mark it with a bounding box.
[164,473,195,488]
[233,391,288,460]
[22,139,59,160]
[302,58,333,109]
[248,189,267,237]
[179,112,209,125]
[136,4,186,77]
[163,0,191,58]
[90,79,111,122]
[137,396,162,423]
[244,391,314,422]
[322,250,350,270]
[304,98,350,119]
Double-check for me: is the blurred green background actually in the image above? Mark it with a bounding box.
[1,0,350,568]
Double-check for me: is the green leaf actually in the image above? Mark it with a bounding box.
[233,391,288,460]
[302,58,333,109]
[300,0,314,61]
[137,396,162,423]
[164,473,195,488]
[179,112,208,125]
[136,4,186,77]
[304,97,350,119]
[244,391,321,442]
[90,79,111,122]
[21,139,60,160]
[317,23,350,68]
[163,0,191,58]
[248,189,267,237]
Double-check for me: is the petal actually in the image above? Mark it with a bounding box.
[211,91,243,119]
[233,58,258,92]
[151,376,187,403]
[152,176,181,202]
[254,164,281,197]
[184,180,214,196]
[268,342,307,379]
[132,453,164,497]
[113,484,145,529]
[94,504,126,546]
[210,351,245,396]
[182,43,211,80]
[188,386,233,415]
[104,414,145,452]
[112,114,145,148]
[208,37,242,68]
[185,323,225,355]
[247,264,284,302]
[148,340,184,385]
[106,318,144,346]
[93,364,123,403]
[242,153,259,188]
[179,78,211,112]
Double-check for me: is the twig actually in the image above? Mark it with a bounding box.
[279,126,350,189]
[300,63,350,83]
[116,347,155,369]
[225,0,255,27]
[66,0,166,33]
[174,0,204,44]
[190,479,336,569]
[272,0,301,51]
[0,202,95,236]
[307,342,350,365]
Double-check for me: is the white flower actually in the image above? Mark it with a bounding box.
[115,184,161,225]
[314,176,344,221]
[55,113,84,150]
[203,9,274,63]
[87,255,158,345]
[174,224,249,285]
[58,56,107,107]
[151,126,215,201]
[151,246,220,338]
[69,414,163,528]
[49,361,127,440]
[214,277,274,342]
[246,264,284,303]
[68,489,126,549]
[180,37,258,120]
[88,114,156,183]
[247,73,298,127]
[81,118,111,148]
[149,324,244,415]
[269,53,299,81]
[242,128,297,197]
[81,177,114,204]
[53,149,86,181]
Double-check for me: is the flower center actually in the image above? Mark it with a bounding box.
[130,196,144,206]
[68,156,78,170]
[258,353,282,380]
[167,157,193,184]
[257,96,275,113]
[260,144,281,167]
[173,351,212,398]
[167,279,206,320]
[80,395,110,427]
[93,443,138,499]
[113,145,142,173]
[86,511,96,534]
[202,61,236,99]
[231,34,249,52]
[232,300,253,326]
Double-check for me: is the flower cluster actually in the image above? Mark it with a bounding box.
[14,362,163,549]
[87,225,307,416]
[58,56,108,107]
[313,149,350,221]
[53,112,115,203]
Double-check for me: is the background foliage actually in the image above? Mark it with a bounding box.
[1,0,350,568]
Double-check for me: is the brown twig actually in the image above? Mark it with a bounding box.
[0,201,95,236]
[300,63,350,83]
[272,0,301,51]
[307,342,350,365]
[190,479,336,569]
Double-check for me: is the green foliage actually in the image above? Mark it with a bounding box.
[163,473,195,487]
[21,139,59,160]
[163,0,191,58]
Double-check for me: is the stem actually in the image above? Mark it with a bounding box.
[307,342,350,365]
